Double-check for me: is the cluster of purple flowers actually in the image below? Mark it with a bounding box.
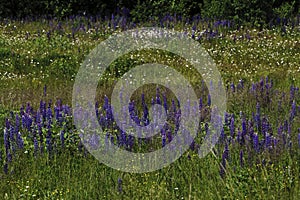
[2,76,300,177]
[2,94,72,173]
[18,12,299,44]
[219,77,300,177]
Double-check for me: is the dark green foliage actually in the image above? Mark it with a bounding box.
[201,0,299,27]
[0,0,299,27]
[130,0,202,22]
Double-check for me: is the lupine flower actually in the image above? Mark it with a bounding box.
[16,132,24,149]
[230,83,235,92]
[118,178,122,193]
[289,100,296,122]
[237,129,244,145]
[142,94,149,126]
[7,152,12,163]
[199,97,203,110]
[163,92,168,113]
[46,106,53,120]
[265,133,272,149]
[240,150,244,167]
[230,115,235,138]
[253,133,259,152]
[241,117,247,136]
[220,143,229,178]
[89,133,100,150]
[207,94,211,106]
[95,101,99,119]
[161,128,166,147]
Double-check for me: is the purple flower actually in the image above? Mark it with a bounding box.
[220,143,229,177]
[265,133,271,149]
[118,178,122,193]
[242,117,247,136]
[253,134,259,152]
[240,150,244,167]
[207,94,211,106]
[142,94,149,126]
[289,100,296,122]
[16,132,24,149]
[161,129,166,147]
[230,83,235,92]
[255,103,261,132]
[163,92,168,113]
[230,115,235,137]
[89,133,100,150]
[46,106,53,120]
[199,98,203,110]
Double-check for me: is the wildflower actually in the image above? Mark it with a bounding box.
[220,143,229,178]
[240,150,244,167]
[207,94,211,106]
[199,97,203,110]
[118,178,122,193]
[230,115,235,137]
[253,134,259,152]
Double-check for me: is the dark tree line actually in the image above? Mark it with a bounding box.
[0,0,299,25]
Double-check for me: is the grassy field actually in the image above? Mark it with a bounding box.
[0,16,300,199]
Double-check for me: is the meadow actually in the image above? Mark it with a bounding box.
[0,15,300,199]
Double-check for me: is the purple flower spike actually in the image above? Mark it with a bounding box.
[220,143,229,178]
[230,83,235,92]
[118,178,122,193]
[207,94,211,106]
[240,150,244,167]
[230,115,235,137]
[253,134,259,152]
